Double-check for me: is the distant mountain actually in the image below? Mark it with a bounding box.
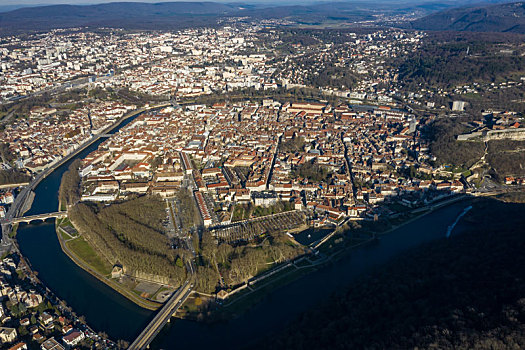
[0,0,521,35]
[409,1,525,33]
[0,1,383,34]
[0,2,242,34]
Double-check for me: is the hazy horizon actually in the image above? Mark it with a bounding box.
[0,0,515,14]
[0,0,510,7]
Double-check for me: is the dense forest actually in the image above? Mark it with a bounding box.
[261,194,525,349]
[423,118,525,179]
[487,140,525,179]
[0,169,30,186]
[58,159,81,207]
[68,186,304,293]
[410,1,525,33]
[69,196,187,285]
[423,117,485,169]
[396,32,525,90]
[195,230,304,293]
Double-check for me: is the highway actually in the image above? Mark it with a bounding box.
[128,278,194,350]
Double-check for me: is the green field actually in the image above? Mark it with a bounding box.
[59,229,71,241]
[66,237,112,276]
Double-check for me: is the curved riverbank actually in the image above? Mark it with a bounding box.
[17,222,154,341]
[213,194,470,320]
[12,101,482,345]
[55,221,162,311]
[14,105,168,341]
[17,195,475,344]
[150,200,474,350]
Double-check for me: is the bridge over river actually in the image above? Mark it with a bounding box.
[128,276,194,349]
[5,211,67,225]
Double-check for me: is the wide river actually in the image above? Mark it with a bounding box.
[15,114,472,348]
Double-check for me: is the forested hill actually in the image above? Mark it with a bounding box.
[1,0,512,35]
[0,2,242,33]
[259,194,525,349]
[0,1,376,34]
[409,1,525,33]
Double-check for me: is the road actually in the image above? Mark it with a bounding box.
[0,170,47,249]
[0,103,170,250]
[340,132,358,200]
[129,200,197,350]
[265,134,281,190]
[0,130,99,249]
[128,277,194,350]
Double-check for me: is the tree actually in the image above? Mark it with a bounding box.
[201,231,217,265]
[293,159,332,182]
[18,326,28,337]
[69,196,187,285]
[59,159,82,207]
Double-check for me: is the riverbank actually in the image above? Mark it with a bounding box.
[148,198,478,350]
[4,247,120,348]
[55,217,162,311]
[260,196,525,350]
[12,103,174,312]
[184,194,471,322]
[206,237,376,321]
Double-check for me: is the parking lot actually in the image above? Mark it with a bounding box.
[212,210,306,243]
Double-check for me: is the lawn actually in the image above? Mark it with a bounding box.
[66,237,112,275]
[232,204,251,222]
[59,229,71,241]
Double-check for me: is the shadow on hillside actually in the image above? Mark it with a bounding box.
[257,195,525,349]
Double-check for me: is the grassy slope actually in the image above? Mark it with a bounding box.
[65,237,112,276]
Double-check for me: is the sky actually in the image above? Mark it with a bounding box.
[1,0,289,5]
[0,0,448,6]
[0,0,367,11]
[0,0,514,11]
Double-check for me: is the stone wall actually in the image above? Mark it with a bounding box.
[457,128,525,141]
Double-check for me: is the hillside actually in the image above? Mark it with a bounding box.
[0,1,377,34]
[260,194,525,349]
[0,0,509,35]
[0,2,242,34]
[410,1,525,33]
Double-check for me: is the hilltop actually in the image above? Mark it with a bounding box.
[0,2,242,33]
[0,0,511,35]
[409,1,525,33]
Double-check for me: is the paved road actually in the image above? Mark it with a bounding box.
[129,214,197,350]
[7,211,66,225]
[128,279,194,350]
[0,170,47,249]
[0,103,171,248]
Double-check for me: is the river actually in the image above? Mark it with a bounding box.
[15,114,472,347]
[150,201,471,349]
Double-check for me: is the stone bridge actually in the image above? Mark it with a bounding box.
[7,211,67,225]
